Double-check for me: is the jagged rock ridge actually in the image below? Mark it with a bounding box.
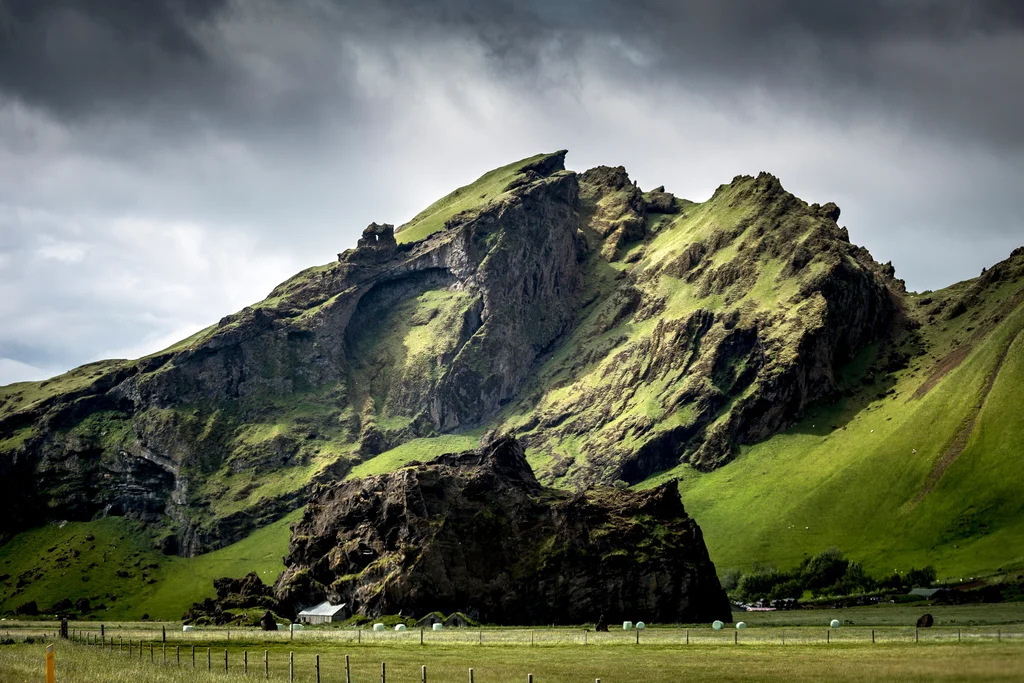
[274,438,732,625]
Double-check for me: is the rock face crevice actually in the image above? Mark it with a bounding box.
[274,438,732,625]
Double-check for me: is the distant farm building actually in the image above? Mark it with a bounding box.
[297,602,348,625]
[444,612,472,628]
[416,612,444,628]
[908,588,941,599]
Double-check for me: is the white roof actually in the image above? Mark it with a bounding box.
[297,601,347,617]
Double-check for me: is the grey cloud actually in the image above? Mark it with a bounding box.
[0,0,1021,383]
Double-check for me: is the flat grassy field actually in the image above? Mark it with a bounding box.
[1,633,1022,682]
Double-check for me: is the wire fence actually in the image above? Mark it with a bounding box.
[6,623,1023,648]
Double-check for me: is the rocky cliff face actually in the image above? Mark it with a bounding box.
[0,152,582,551]
[274,438,731,624]
[0,149,904,557]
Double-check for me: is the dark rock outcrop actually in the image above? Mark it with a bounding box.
[274,438,731,625]
[183,571,281,624]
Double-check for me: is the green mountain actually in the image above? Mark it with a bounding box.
[2,150,1022,618]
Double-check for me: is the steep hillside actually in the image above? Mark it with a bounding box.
[640,247,1024,579]
[2,150,1022,620]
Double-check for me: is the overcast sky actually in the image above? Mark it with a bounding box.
[1,0,1022,385]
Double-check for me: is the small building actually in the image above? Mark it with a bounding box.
[444,612,472,628]
[416,612,444,628]
[297,601,348,625]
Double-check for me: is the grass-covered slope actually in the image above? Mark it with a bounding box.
[639,248,1024,580]
[0,510,299,620]
[394,152,561,244]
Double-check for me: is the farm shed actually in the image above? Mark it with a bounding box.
[297,601,348,625]
[444,612,472,628]
[416,612,444,628]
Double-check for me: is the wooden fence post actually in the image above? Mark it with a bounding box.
[244,650,248,674]
[469,667,474,683]
[528,674,534,683]
[316,654,321,683]
[420,628,424,645]
[163,642,166,665]
[381,660,386,683]
[346,654,351,683]
[225,648,229,673]
[916,628,919,643]
[151,642,154,662]
[176,645,180,667]
[686,629,689,645]
[421,664,426,683]
[162,625,166,643]
[192,645,195,668]
[265,650,269,679]
[735,630,738,645]
[290,651,295,683]
[827,630,830,645]
[207,647,211,672]
[119,636,122,653]
[872,629,875,644]
[636,629,639,645]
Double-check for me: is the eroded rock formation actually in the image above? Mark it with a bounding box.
[273,438,732,625]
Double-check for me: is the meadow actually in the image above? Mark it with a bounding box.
[1,629,1022,682]
[2,603,1024,683]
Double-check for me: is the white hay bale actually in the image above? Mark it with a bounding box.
[635,621,646,630]
[373,623,386,632]
[432,623,443,631]
[395,624,407,631]
[622,621,633,630]
[182,625,195,632]
[712,620,724,631]
[290,623,303,632]
[830,619,841,629]
[736,622,747,629]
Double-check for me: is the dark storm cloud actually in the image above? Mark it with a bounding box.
[0,0,229,116]
[5,0,1023,149]
[0,0,1021,384]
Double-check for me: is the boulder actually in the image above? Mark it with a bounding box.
[260,612,278,631]
[15,600,38,616]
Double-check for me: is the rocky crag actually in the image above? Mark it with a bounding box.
[0,149,925,557]
[273,438,731,624]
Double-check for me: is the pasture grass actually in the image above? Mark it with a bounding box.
[1,631,1022,682]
